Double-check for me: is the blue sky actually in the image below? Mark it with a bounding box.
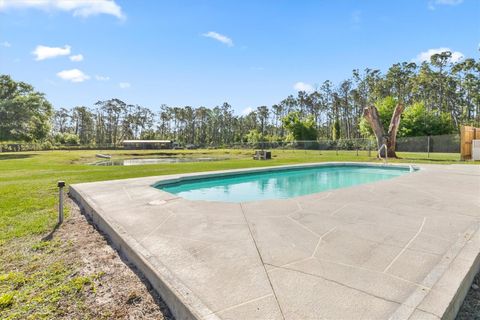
[1,0,479,114]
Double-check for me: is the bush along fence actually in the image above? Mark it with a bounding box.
[0,133,461,156]
[0,143,121,152]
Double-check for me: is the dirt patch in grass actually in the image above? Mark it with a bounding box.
[59,199,173,319]
[0,199,173,319]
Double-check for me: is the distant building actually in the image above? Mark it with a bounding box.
[123,140,173,150]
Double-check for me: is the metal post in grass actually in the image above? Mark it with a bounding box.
[57,181,65,224]
[427,136,430,158]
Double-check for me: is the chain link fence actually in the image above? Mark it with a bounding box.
[223,134,460,154]
[226,139,374,151]
[0,134,462,161]
[396,134,460,153]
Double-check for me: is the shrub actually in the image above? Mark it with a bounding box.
[64,133,80,145]
[0,292,14,310]
[41,141,53,150]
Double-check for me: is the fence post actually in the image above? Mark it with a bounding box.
[368,140,371,157]
[57,181,65,224]
[427,136,430,158]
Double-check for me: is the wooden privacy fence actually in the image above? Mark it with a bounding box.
[460,126,480,160]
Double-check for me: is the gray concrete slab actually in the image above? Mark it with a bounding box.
[70,163,480,320]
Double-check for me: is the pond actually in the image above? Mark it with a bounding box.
[93,157,227,166]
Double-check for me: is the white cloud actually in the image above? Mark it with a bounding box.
[69,54,84,62]
[434,0,463,5]
[57,69,90,82]
[0,0,125,19]
[415,47,464,63]
[293,82,314,93]
[95,75,110,81]
[119,82,131,89]
[1,41,11,47]
[202,31,233,47]
[241,107,253,115]
[428,0,463,9]
[32,45,71,60]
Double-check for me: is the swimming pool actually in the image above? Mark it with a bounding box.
[157,164,413,202]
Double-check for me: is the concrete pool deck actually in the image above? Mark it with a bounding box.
[70,163,480,320]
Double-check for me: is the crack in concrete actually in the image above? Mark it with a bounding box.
[312,256,432,290]
[264,262,402,306]
[239,202,286,320]
[204,293,274,317]
[156,233,213,244]
[267,254,433,292]
[286,215,322,237]
[311,226,338,258]
[138,210,175,244]
[266,257,313,272]
[415,307,442,319]
[384,217,427,273]
[330,204,349,216]
[122,186,133,200]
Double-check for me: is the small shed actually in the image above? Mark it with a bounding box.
[123,140,173,150]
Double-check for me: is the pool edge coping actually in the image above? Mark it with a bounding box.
[151,161,417,190]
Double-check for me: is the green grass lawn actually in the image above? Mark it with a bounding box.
[0,149,471,318]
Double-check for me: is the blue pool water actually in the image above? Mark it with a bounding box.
[158,165,411,202]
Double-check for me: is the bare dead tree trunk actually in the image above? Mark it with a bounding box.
[363,105,386,153]
[363,103,404,158]
[387,104,404,158]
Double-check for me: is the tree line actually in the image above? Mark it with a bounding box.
[1,51,479,147]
